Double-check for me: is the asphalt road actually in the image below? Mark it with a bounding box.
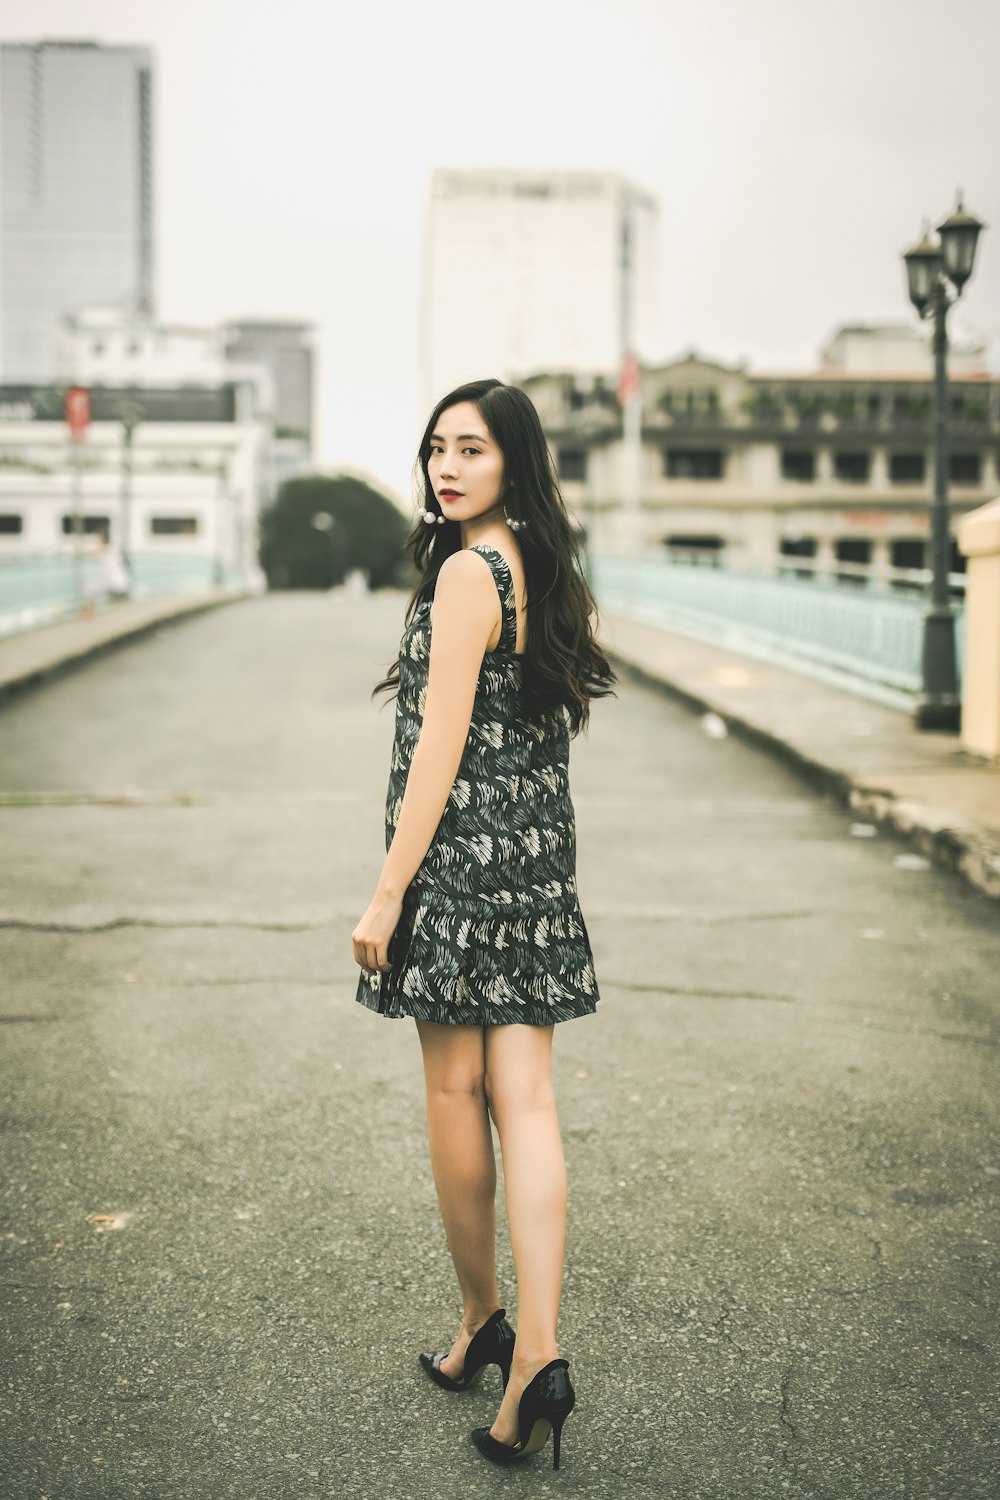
[1,587,997,1500]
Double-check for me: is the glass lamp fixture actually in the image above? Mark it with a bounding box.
[902,225,943,318]
[936,190,985,294]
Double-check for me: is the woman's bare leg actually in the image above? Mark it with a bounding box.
[483,1022,565,1443]
[415,1019,501,1377]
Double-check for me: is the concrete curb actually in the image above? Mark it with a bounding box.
[606,646,1000,904]
[0,591,255,706]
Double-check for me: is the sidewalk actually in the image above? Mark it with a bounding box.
[0,590,253,705]
[601,610,1000,903]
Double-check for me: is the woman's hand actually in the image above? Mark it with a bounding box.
[352,889,404,975]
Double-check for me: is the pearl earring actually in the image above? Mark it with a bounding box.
[504,482,527,531]
[417,503,446,525]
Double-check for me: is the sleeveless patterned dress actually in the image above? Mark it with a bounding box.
[355,543,600,1027]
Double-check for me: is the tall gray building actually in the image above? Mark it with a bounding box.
[223,320,317,498]
[222,320,315,449]
[0,38,155,380]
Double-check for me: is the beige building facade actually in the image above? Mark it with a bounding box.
[521,347,1000,580]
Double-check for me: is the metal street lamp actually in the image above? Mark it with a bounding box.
[311,510,338,588]
[569,387,606,590]
[113,396,144,596]
[901,189,986,730]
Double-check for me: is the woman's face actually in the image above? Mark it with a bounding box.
[427,401,506,524]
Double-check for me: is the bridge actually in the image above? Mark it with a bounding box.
[589,551,967,713]
[1,545,970,717]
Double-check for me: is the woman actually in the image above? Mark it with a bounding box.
[352,378,616,1469]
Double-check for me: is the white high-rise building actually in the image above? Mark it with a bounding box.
[0,38,155,380]
[421,167,661,411]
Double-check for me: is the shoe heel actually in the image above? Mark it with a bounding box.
[551,1411,568,1470]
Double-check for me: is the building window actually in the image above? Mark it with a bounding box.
[779,536,816,580]
[789,388,827,420]
[706,389,719,414]
[834,537,872,586]
[665,448,724,479]
[660,391,673,412]
[890,453,925,483]
[949,453,981,485]
[893,393,930,422]
[61,514,110,539]
[751,388,784,418]
[890,538,925,570]
[557,447,587,482]
[781,449,816,481]
[835,538,872,566]
[834,452,870,483]
[951,394,989,422]
[0,513,24,534]
[663,534,724,565]
[867,394,881,420]
[150,516,199,535]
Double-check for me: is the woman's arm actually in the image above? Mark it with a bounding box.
[352,550,500,975]
[378,549,500,898]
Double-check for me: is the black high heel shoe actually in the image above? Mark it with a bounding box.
[470,1357,576,1469]
[419,1307,515,1392]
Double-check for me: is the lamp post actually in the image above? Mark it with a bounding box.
[64,386,90,612]
[571,384,603,590]
[902,189,986,730]
[113,397,144,596]
[311,511,338,588]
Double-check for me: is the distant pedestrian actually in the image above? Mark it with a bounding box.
[85,536,130,607]
[100,540,131,602]
[351,378,617,1470]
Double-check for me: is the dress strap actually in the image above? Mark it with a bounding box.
[469,545,518,653]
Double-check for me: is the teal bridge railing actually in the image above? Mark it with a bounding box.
[588,552,966,712]
[0,551,246,639]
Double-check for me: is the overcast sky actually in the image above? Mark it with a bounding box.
[3,0,998,504]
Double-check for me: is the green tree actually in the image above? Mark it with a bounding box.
[258,473,412,590]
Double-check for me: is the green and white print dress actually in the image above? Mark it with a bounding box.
[355,543,600,1027]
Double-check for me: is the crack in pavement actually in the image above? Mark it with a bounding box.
[0,1014,64,1023]
[156,977,332,987]
[809,1014,995,1050]
[0,917,330,933]
[589,906,826,924]
[611,979,798,1003]
[778,1366,800,1456]
[0,790,360,806]
[0,900,827,924]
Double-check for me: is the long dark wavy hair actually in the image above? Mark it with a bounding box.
[371,378,617,736]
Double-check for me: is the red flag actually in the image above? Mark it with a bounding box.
[617,352,639,405]
[66,386,91,443]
